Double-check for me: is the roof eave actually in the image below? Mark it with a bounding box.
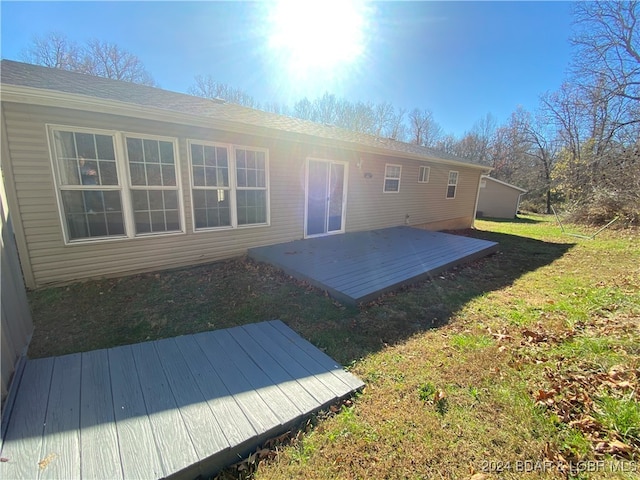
[1,84,489,170]
[481,175,527,192]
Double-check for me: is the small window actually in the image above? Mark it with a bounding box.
[447,170,458,199]
[418,166,430,183]
[384,164,402,193]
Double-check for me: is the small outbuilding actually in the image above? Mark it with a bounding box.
[476,175,527,219]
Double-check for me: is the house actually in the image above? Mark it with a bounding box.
[476,175,527,219]
[1,60,490,289]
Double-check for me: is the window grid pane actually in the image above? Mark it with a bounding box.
[131,190,181,234]
[236,148,266,188]
[55,131,119,186]
[193,190,231,229]
[61,190,125,240]
[127,137,177,187]
[236,190,267,225]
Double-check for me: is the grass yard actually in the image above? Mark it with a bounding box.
[27,215,639,479]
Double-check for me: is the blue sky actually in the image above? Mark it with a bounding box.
[1,1,574,137]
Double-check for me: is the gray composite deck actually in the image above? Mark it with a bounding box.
[0,320,363,480]
[248,226,499,306]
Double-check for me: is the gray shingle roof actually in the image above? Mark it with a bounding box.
[1,60,481,167]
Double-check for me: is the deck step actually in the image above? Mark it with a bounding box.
[0,321,363,480]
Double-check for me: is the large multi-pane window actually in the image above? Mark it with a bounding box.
[190,143,231,229]
[49,126,182,242]
[235,147,267,225]
[189,141,269,230]
[125,136,180,234]
[52,129,125,240]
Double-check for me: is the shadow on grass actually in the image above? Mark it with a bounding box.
[28,229,574,367]
[292,229,575,365]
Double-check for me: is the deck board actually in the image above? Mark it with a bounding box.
[109,345,165,479]
[131,341,200,477]
[170,335,253,448]
[241,323,338,406]
[0,358,53,479]
[39,354,81,480]
[0,321,363,480]
[248,226,498,305]
[227,326,319,414]
[154,336,232,459]
[254,322,358,400]
[79,349,122,480]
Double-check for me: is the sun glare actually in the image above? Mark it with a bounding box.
[267,0,369,80]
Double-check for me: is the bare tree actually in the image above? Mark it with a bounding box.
[188,74,256,106]
[337,101,377,134]
[572,1,640,104]
[384,107,407,141]
[434,134,458,155]
[21,32,80,70]
[371,102,395,137]
[81,40,156,86]
[408,108,442,147]
[261,101,290,115]
[20,32,156,86]
[311,92,340,125]
[292,97,315,120]
[513,107,559,214]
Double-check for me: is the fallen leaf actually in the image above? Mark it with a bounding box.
[468,474,490,480]
[595,439,633,456]
[38,453,57,470]
[535,389,556,402]
[568,415,600,433]
[257,448,271,459]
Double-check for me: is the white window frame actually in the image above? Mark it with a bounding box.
[188,140,235,231]
[233,144,270,228]
[47,124,185,244]
[187,140,270,231]
[418,165,430,183]
[447,170,459,199]
[124,133,184,236]
[383,163,402,193]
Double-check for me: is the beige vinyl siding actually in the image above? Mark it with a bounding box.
[345,153,481,232]
[3,100,483,288]
[2,102,306,288]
